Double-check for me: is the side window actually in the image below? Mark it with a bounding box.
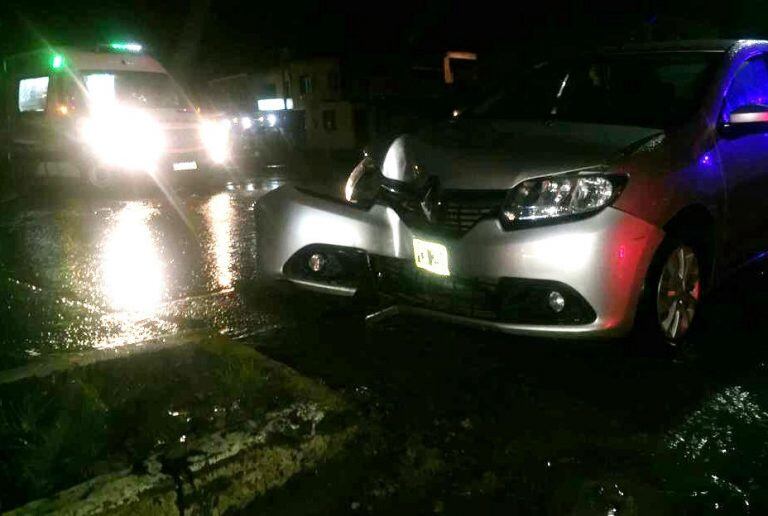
[722,56,768,121]
[18,76,49,112]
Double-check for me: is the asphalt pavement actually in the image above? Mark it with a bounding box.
[3,160,768,514]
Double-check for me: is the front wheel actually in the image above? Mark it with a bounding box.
[83,164,116,190]
[632,238,704,349]
[655,244,701,340]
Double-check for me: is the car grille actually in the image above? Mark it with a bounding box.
[439,195,501,233]
[418,189,506,235]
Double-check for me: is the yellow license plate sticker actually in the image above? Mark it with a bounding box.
[413,238,450,276]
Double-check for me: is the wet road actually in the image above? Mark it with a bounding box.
[0,176,303,363]
[3,170,768,514]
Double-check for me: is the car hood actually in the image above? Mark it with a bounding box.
[389,120,663,190]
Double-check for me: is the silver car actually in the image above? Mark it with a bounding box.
[256,40,768,343]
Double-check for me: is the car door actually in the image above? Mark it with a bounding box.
[715,54,768,267]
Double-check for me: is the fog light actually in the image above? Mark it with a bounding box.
[308,253,326,273]
[548,291,565,313]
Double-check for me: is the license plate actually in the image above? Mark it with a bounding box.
[173,161,198,171]
[413,238,450,276]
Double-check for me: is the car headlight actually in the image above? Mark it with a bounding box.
[200,118,232,164]
[501,173,627,225]
[345,156,382,204]
[78,106,166,171]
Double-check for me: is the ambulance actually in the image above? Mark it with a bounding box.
[1,43,231,187]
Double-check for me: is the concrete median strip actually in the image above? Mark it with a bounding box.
[0,330,196,386]
[8,407,354,515]
[0,333,357,514]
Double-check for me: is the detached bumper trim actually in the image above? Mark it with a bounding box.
[286,278,357,297]
[370,304,623,339]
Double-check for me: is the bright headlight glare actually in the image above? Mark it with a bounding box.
[78,106,166,171]
[502,174,625,223]
[200,118,231,164]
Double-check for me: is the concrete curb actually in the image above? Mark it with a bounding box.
[7,405,356,515]
[5,458,176,515]
[0,330,201,386]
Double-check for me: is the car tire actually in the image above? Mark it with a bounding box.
[630,235,706,352]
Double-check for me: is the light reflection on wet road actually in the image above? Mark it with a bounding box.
[205,192,235,290]
[0,178,287,357]
[101,202,165,315]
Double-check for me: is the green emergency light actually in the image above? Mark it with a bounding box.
[51,54,65,70]
[109,42,143,53]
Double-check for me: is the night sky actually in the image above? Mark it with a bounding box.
[3,0,768,83]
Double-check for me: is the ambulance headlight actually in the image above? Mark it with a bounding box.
[79,106,166,171]
[200,118,231,164]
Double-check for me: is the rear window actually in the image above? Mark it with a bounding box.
[18,76,49,112]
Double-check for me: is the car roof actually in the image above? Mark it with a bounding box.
[601,39,768,54]
[3,46,168,75]
[49,47,167,74]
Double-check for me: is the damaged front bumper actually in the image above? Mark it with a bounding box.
[255,186,664,338]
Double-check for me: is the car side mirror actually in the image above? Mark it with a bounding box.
[724,104,768,125]
[719,104,768,137]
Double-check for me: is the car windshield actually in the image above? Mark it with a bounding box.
[82,71,184,109]
[470,52,723,128]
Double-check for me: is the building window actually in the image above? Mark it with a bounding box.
[328,71,340,93]
[299,75,312,95]
[18,76,49,112]
[283,71,292,97]
[322,109,337,131]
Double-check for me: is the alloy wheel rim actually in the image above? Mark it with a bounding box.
[656,245,700,340]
